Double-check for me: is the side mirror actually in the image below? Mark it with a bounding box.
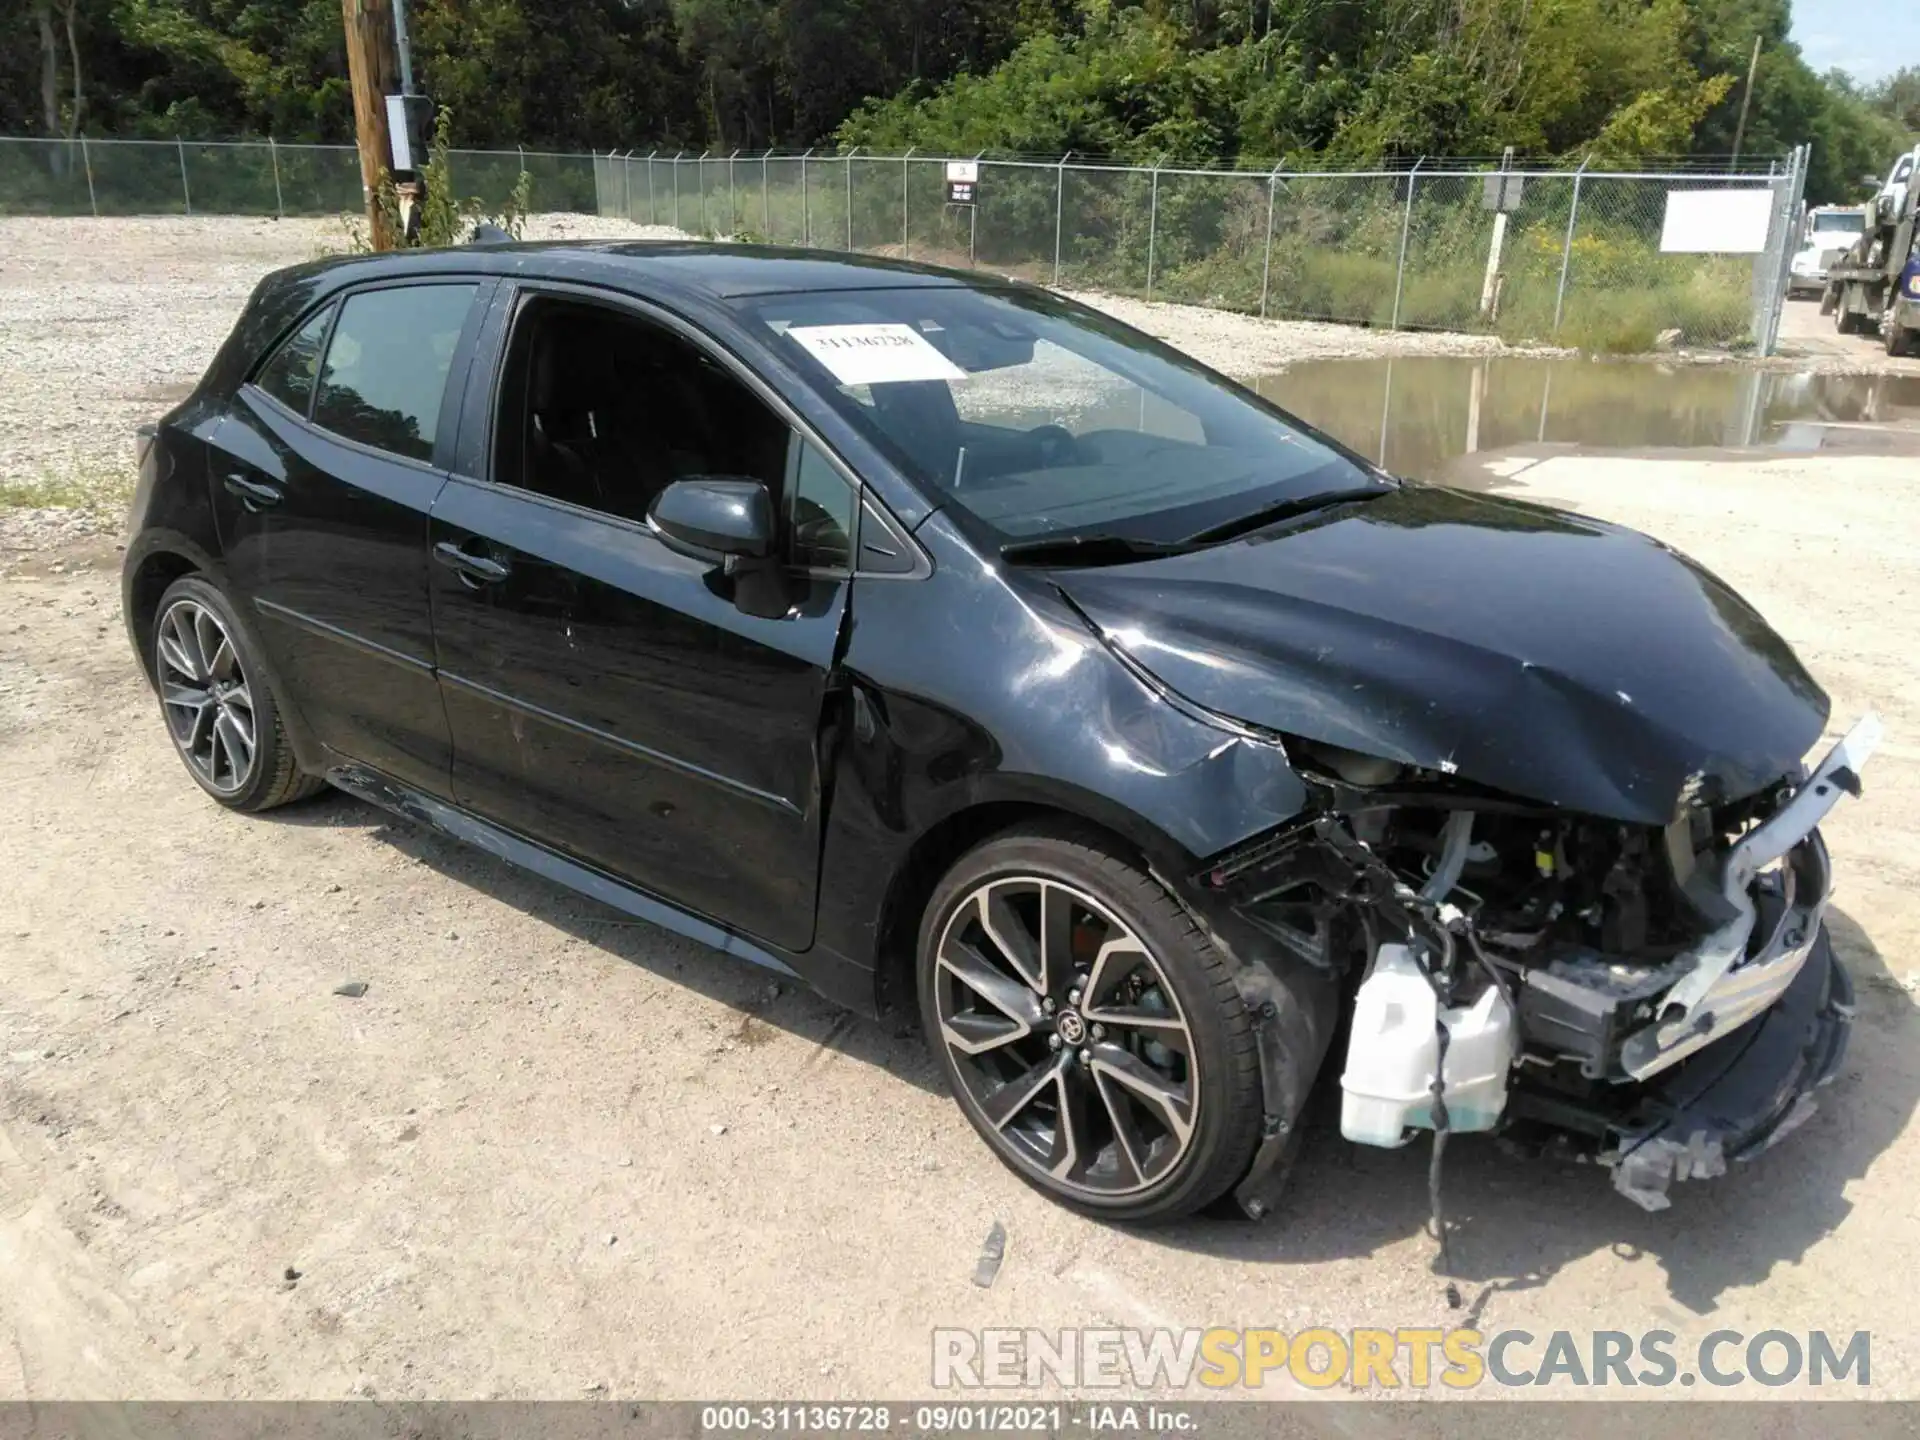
[647,477,775,568]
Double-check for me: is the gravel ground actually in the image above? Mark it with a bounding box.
[1775,295,1920,374]
[1059,290,1545,372]
[2,214,1917,1401]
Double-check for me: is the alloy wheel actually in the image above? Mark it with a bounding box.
[933,876,1199,1198]
[156,597,257,795]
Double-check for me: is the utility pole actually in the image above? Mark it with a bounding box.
[1731,34,1763,168]
[341,0,399,249]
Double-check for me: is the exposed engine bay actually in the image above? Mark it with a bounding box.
[1200,713,1882,1214]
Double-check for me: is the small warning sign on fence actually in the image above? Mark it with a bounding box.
[946,160,979,206]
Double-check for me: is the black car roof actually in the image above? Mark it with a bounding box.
[281,240,992,302]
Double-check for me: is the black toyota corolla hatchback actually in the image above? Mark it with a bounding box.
[126,242,1877,1222]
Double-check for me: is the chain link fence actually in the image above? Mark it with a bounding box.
[2,135,1806,354]
[0,135,597,219]
[599,148,1809,353]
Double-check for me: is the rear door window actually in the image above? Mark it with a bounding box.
[254,305,334,417]
[313,284,478,463]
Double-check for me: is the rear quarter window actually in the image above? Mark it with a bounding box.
[252,304,334,417]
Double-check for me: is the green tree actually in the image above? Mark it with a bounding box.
[0,0,1908,196]
[1873,66,1920,134]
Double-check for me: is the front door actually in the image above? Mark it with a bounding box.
[428,289,859,951]
[208,279,488,794]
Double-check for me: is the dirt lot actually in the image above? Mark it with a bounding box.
[1777,295,1920,373]
[1,217,1918,1401]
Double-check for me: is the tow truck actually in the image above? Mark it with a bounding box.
[1822,144,1920,357]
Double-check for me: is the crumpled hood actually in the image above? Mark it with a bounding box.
[1055,485,1830,823]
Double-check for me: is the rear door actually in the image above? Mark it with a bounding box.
[427,286,860,951]
[209,279,490,794]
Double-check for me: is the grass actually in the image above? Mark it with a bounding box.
[0,462,136,515]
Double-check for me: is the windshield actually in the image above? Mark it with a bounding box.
[731,285,1381,550]
[1811,212,1865,234]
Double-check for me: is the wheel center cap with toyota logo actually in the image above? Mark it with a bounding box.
[1056,1010,1087,1046]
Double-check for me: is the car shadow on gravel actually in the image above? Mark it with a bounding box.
[1151,906,1917,1316]
[257,791,1914,1311]
[257,787,947,1095]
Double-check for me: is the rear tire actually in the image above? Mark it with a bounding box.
[917,825,1264,1223]
[152,575,323,813]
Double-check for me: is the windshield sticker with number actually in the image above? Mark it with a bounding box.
[786,324,967,386]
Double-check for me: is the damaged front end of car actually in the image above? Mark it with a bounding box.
[1042,483,1884,1222]
[1198,714,1881,1216]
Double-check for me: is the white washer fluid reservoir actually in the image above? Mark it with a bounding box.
[1339,942,1517,1147]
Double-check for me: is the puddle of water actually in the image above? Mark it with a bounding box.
[1247,358,1920,480]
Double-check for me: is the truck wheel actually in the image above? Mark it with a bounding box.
[1885,309,1912,357]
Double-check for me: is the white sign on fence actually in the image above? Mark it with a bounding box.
[1659,188,1775,253]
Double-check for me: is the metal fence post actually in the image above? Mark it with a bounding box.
[80,134,97,217]
[1145,160,1161,300]
[902,147,914,258]
[1551,155,1591,341]
[800,148,813,246]
[177,136,192,214]
[728,148,739,232]
[1259,165,1281,317]
[268,135,283,218]
[700,150,711,234]
[970,150,985,269]
[1760,144,1810,356]
[647,150,658,226]
[762,149,771,238]
[846,147,858,250]
[1053,152,1071,286]
[1389,157,1423,331]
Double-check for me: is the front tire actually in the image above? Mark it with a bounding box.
[917,826,1263,1222]
[152,575,322,812]
[1885,308,1912,357]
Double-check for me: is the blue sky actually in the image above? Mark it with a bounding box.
[1791,0,1919,84]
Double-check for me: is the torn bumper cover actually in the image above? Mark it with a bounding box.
[1597,713,1880,1210]
[1607,930,1852,1212]
[1616,712,1880,1084]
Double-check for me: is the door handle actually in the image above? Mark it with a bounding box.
[223,472,282,511]
[433,539,512,586]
